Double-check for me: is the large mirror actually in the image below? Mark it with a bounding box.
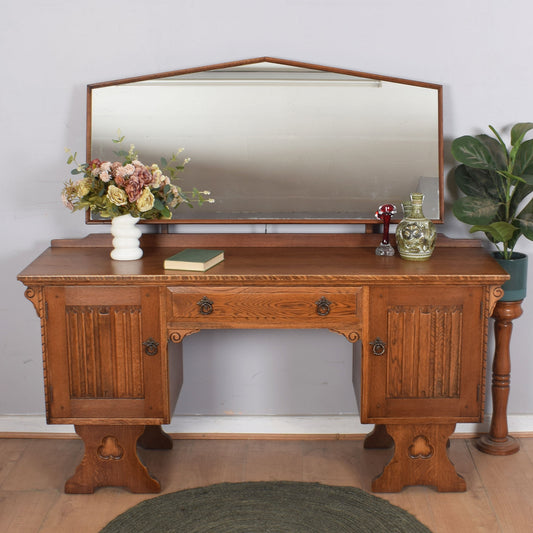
[87,57,443,224]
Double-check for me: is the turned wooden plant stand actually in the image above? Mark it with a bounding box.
[476,300,523,455]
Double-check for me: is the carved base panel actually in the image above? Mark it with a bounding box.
[65,425,161,494]
[363,424,394,449]
[372,423,466,493]
[138,425,174,450]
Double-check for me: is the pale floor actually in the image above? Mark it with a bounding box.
[1,436,532,532]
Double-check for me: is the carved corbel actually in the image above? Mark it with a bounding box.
[24,286,44,318]
[168,328,201,344]
[328,327,360,343]
[488,286,505,316]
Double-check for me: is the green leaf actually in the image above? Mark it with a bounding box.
[513,138,533,176]
[521,174,533,185]
[477,134,508,170]
[452,196,501,225]
[470,221,518,243]
[516,197,533,240]
[506,221,522,252]
[488,125,508,156]
[451,135,495,169]
[454,164,504,200]
[511,122,533,146]
[509,181,533,216]
[497,170,527,184]
[153,198,165,210]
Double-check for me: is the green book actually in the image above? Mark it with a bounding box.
[164,249,224,271]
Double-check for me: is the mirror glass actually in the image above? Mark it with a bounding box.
[89,58,443,224]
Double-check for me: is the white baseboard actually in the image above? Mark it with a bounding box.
[1,414,533,437]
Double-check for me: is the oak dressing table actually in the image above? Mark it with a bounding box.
[18,232,508,493]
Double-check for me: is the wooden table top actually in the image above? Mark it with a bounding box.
[18,234,508,286]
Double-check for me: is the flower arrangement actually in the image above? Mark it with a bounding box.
[61,136,213,219]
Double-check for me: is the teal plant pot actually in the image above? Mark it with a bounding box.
[493,252,528,302]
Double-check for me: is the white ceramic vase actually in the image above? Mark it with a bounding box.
[110,214,143,261]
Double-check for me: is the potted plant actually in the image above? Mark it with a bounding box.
[451,122,533,301]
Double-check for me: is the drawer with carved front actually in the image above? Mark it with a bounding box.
[166,286,363,330]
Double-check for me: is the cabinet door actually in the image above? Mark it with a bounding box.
[44,286,169,424]
[361,285,487,423]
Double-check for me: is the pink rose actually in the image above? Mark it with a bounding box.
[137,166,153,186]
[125,174,143,202]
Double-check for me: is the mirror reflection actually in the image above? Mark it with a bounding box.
[89,59,442,223]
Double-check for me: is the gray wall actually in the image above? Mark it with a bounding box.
[2,0,532,424]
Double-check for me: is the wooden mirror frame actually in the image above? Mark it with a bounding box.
[86,57,444,226]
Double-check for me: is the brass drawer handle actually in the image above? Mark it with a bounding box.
[143,337,159,356]
[315,296,332,316]
[370,337,386,356]
[197,296,214,315]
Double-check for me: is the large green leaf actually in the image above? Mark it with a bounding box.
[513,138,533,176]
[454,164,504,200]
[507,221,522,251]
[509,181,533,217]
[477,134,508,170]
[451,135,496,169]
[510,122,533,146]
[516,197,533,240]
[469,221,518,243]
[452,196,501,225]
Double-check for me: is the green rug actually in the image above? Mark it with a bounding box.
[101,481,432,532]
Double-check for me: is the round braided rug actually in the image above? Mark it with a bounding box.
[100,481,432,532]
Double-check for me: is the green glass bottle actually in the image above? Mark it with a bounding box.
[395,192,436,261]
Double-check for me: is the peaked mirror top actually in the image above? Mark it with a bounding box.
[87,57,443,225]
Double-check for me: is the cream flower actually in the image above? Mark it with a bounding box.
[136,187,155,212]
[151,169,163,188]
[169,196,182,208]
[99,170,111,183]
[114,164,135,179]
[75,178,91,197]
[107,185,128,206]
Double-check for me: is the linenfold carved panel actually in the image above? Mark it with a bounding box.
[386,305,463,399]
[65,306,144,399]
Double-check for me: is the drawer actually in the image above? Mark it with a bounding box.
[166,286,362,327]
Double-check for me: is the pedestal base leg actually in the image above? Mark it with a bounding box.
[65,425,161,494]
[364,424,394,449]
[138,425,173,450]
[372,423,466,493]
